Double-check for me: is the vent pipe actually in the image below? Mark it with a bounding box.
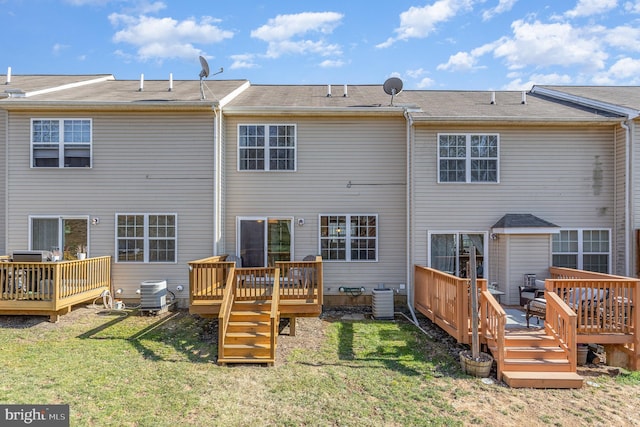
[168,73,173,92]
[5,66,11,85]
[343,84,348,97]
[490,91,495,105]
[326,84,332,97]
[139,74,144,92]
[521,91,527,104]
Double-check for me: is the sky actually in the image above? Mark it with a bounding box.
[2,0,640,90]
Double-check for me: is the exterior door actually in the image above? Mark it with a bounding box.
[30,216,89,260]
[238,217,292,267]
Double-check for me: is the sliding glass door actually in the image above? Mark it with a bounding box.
[238,217,292,267]
[30,216,89,260]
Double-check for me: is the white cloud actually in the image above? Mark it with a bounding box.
[437,41,499,71]
[376,0,473,48]
[625,1,640,13]
[319,59,344,68]
[66,0,166,12]
[565,0,618,18]
[607,57,640,79]
[416,76,436,88]
[492,20,607,71]
[406,68,426,78]
[110,14,233,61]
[251,12,343,58]
[602,25,640,51]
[503,73,572,90]
[65,0,111,5]
[52,43,70,55]
[230,54,258,70]
[483,0,517,21]
[437,51,478,71]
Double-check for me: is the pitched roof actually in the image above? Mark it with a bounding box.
[0,74,249,108]
[532,85,640,118]
[491,214,560,235]
[223,85,620,122]
[0,74,628,122]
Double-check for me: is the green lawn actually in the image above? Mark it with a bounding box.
[0,308,639,426]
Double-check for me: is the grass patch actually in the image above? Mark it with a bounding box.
[0,308,464,426]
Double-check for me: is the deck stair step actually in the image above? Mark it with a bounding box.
[502,371,584,389]
[495,329,583,389]
[505,346,567,359]
[503,357,572,372]
[219,298,277,365]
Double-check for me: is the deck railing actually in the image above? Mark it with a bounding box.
[276,256,323,304]
[544,291,577,372]
[0,256,112,321]
[218,266,238,360]
[480,289,507,380]
[189,256,323,310]
[270,271,281,362]
[547,267,639,370]
[414,265,487,344]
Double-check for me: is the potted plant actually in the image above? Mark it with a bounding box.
[459,245,494,377]
[76,245,87,260]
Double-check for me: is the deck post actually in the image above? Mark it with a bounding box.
[633,280,640,370]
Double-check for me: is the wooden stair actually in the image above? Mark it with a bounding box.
[496,330,583,389]
[218,300,277,366]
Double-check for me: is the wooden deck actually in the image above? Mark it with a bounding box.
[188,256,323,364]
[414,265,639,388]
[0,256,112,322]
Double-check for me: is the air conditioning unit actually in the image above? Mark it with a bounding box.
[140,280,167,313]
[372,288,394,320]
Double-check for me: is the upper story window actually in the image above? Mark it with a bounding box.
[116,214,177,263]
[31,119,92,168]
[552,229,610,273]
[238,124,296,171]
[319,214,378,262]
[438,133,499,183]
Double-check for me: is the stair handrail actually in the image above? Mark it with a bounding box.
[270,268,281,362]
[544,291,577,372]
[480,290,507,381]
[218,266,238,361]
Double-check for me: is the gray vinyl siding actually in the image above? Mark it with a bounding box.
[6,111,216,301]
[500,235,551,306]
[222,115,407,293]
[0,110,5,254]
[413,124,616,297]
[614,124,627,276]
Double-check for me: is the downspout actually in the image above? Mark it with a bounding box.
[621,119,632,276]
[3,111,8,254]
[213,103,223,255]
[404,109,419,325]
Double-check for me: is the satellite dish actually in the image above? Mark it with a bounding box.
[199,56,210,79]
[383,77,403,105]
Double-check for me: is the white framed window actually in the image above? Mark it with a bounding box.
[438,133,499,183]
[29,216,89,260]
[116,214,177,263]
[238,124,296,171]
[319,214,378,262]
[552,229,610,273]
[428,231,487,278]
[31,119,92,168]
